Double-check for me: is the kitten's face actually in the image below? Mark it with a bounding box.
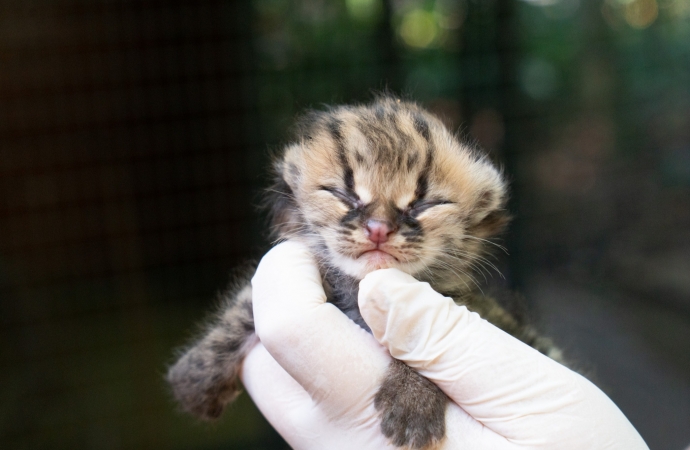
[271,99,508,289]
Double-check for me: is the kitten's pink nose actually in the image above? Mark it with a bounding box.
[365,219,396,244]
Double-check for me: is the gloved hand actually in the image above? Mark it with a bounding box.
[243,240,649,450]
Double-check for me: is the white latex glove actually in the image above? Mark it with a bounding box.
[244,241,649,450]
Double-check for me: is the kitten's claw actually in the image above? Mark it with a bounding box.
[375,360,448,449]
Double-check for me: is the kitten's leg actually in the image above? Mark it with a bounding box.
[167,284,256,420]
[375,359,448,449]
[463,294,566,364]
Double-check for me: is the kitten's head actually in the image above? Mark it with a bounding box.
[266,97,509,292]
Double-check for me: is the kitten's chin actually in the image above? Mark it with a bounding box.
[360,250,397,271]
[328,248,402,279]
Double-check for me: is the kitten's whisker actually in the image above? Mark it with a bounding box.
[463,235,508,254]
[264,188,296,199]
[419,243,503,283]
[453,253,503,280]
[439,247,505,280]
[428,257,479,294]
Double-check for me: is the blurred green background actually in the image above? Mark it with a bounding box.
[1,0,689,449]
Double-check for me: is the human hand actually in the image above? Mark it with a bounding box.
[243,241,649,449]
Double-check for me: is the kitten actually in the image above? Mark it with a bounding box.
[167,97,561,449]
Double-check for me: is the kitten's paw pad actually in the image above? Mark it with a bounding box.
[167,352,240,420]
[375,361,448,449]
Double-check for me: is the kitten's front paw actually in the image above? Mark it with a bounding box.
[167,350,240,420]
[374,360,448,449]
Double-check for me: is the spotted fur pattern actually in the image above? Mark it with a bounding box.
[167,97,562,449]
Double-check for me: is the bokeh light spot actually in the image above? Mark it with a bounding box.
[346,0,382,23]
[519,58,559,100]
[668,0,690,19]
[399,9,439,49]
[624,0,658,28]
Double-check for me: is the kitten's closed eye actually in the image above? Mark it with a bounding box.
[405,199,452,217]
[319,185,363,209]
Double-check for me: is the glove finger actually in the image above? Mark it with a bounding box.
[241,342,395,450]
[251,241,391,420]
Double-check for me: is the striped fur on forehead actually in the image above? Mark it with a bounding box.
[306,103,440,203]
[279,99,506,213]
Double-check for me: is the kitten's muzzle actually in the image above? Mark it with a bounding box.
[365,219,397,244]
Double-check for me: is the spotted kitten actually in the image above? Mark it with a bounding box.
[167,97,561,449]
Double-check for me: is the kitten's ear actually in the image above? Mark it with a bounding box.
[264,146,303,239]
[468,209,511,239]
[466,169,511,238]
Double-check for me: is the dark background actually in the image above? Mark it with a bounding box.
[1,0,689,449]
